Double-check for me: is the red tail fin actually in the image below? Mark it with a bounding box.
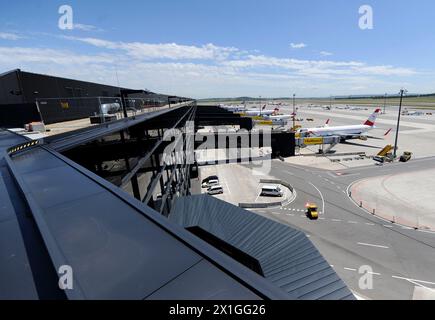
[364,108,381,126]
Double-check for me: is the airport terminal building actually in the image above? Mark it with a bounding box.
[0,70,352,300]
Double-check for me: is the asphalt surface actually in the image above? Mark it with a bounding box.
[246,157,435,300]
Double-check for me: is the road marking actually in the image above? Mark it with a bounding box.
[401,226,413,230]
[272,212,281,215]
[319,217,325,220]
[331,219,342,222]
[286,213,294,216]
[223,179,231,195]
[348,221,358,224]
[392,276,435,287]
[417,229,435,234]
[367,271,381,276]
[344,267,357,272]
[309,182,326,216]
[357,242,389,249]
[365,223,375,226]
[383,224,393,228]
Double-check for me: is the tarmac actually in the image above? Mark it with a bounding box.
[350,169,435,231]
[198,163,293,206]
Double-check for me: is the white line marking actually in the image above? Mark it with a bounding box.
[344,267,357,272]
[309,182,326,216]
[272,212,281,215]
[348,221,358,224]
[357,242,389,249]
[392,276,435,287]
[332,219,342,222]
[319,217,325,220]
[223,179,231,195]
[367,271,381,276]
[401,226,413,230]
[365,223,375,226]
[383,225,393,228]
[417,229,435,234]
[286,213,294,216]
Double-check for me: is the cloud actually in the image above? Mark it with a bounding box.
[290,42,307,49]
[73,23,104,32]
[64,36,239,61]
[0,34,421,98]
[320,51,333,56]
[0,32,22,40]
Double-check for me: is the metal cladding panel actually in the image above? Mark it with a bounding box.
[9,146,206,299]
[42,192,204,299]
[3,139,267,300]
[147,260,260,300]
[170,195,354,300]
[0,70,23,105]
[0,131,39,299]
[0,219,39,299]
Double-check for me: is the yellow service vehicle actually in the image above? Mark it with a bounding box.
[400,151,412,162]
[305,203,319,220]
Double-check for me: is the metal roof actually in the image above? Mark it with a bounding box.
[170,194,355,300]
[0,129,288,300]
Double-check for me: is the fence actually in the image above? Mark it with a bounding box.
[35,96,166,125]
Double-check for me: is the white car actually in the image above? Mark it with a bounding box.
[202,179,219,188]
[207,185,224,195]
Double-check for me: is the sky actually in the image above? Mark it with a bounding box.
[1,0,435,98]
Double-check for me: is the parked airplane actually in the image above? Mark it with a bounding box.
[242,106,279,117]
[401,109,425,116]
[297,108,382,141]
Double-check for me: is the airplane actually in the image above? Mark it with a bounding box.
[242,105,278,117]
[297,108,382,141]
[257,114,292,125]
[220,104,245,112]
[401,109,425,116]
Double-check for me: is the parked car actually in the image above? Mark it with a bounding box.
[207,185,224,195]
[260,185,283,197]
[201,175,219,188]
[202,179,219,188]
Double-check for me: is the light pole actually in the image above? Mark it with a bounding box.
[383,93,387,114]
[393,89,407,159]
[259,95,262,116]
[292,93,296,130]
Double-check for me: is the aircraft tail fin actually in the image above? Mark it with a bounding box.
[364,108,382,126]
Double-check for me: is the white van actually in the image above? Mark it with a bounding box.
[260,185,283,197]
[207,185,224,195]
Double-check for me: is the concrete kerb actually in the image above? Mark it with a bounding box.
[239,179,296,209]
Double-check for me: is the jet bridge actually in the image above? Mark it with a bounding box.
[296,136,342,154]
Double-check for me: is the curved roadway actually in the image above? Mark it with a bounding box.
[247,157,435,299]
